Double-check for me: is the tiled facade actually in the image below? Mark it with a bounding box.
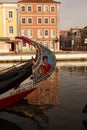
[18,0,60,52]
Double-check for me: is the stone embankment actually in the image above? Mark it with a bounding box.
[0,51,87,63]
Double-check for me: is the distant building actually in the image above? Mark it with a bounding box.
[17,0,61,52]
[59,30,71,51]
[60,27,87,51]
[74,26,87,51]
[0,1,18,52]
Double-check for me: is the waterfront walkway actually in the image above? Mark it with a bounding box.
[0,51,87,63]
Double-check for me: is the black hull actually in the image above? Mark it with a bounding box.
[0,61,30,81]
[0,61,33,94]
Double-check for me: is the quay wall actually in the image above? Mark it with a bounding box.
[0,52,87,63]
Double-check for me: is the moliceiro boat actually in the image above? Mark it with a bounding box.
[0,36,56,110]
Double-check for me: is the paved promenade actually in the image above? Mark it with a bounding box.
[0,51,87,63]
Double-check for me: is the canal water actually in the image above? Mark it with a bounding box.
[0,63,87,130]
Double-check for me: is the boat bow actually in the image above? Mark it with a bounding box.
[0,36,56,110]
[15,36,56,85]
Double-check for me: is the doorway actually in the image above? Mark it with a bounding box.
[11,42,15,51]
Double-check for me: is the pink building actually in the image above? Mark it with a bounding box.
[18,0,61,52]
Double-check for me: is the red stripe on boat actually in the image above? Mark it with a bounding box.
[0,87,36,110]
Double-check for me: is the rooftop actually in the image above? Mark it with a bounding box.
[18,0,61,3]
[59,30,69,34]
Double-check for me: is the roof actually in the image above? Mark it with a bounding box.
[59,30,69,34]
[84,26,87,29]
[18,0,61,4]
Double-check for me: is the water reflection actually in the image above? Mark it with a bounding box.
[26,67,59,106]
[60,66,87,77]
[82,104,87,130]
[0,65,87,130]
[0,67,59,130]
[0,118,22,130]
[83,104,87,113]
[2,99,49,130]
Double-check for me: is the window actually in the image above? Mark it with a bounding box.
[21,29,26,46]
[21,29,26,36]
[50,30,55,37]
[21,6,26,12]
[50,18,55,24]
[44,18,49,24]
[37,29,42,38]
[28,18,32,24]
[21,18,26,24]
[50,41,54,50]
[44,30,49,37]
[9,26,13,35]
[37,18,42,24]
[37,6,42,12]
[50,6,55,12]
[23,42,26,47]
[28,6,32,12]
[8,11,13,18]
[28,30,33,38]
[44,41,49,47]
[44,5,49,12]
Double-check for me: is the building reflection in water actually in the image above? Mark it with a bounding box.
[2,67,59,130]
[60,66,87,76]
[26,67,59,106]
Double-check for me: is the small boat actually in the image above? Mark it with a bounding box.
[0,79,36,110]
[0,36,56,110]
[82,104,87,113]
[0,61,33,94]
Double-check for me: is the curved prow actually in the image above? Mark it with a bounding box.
[15,36,56,85]
[0,36,56,110]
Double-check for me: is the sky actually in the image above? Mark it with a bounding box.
[0,0,18,2]
[0,0,87,30]
[58,0,87,30]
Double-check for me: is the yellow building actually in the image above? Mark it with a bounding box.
[0,2,18,52]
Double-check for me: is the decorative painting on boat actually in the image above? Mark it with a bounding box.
[33,52,56,85]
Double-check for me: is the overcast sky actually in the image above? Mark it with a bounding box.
[59,0,87,30]
[0,0,87,30]
[0,0,18,2]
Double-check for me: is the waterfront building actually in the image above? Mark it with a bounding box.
[59,30,70,51]
[60,27,87,51]
[0,1,18,52]
[17,0,61,52]
[74,26,87,51]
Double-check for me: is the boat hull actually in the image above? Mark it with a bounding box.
[0,36,56,110]
[0,61,33,94]
[0,88,36,110]
[0,82,36,110]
